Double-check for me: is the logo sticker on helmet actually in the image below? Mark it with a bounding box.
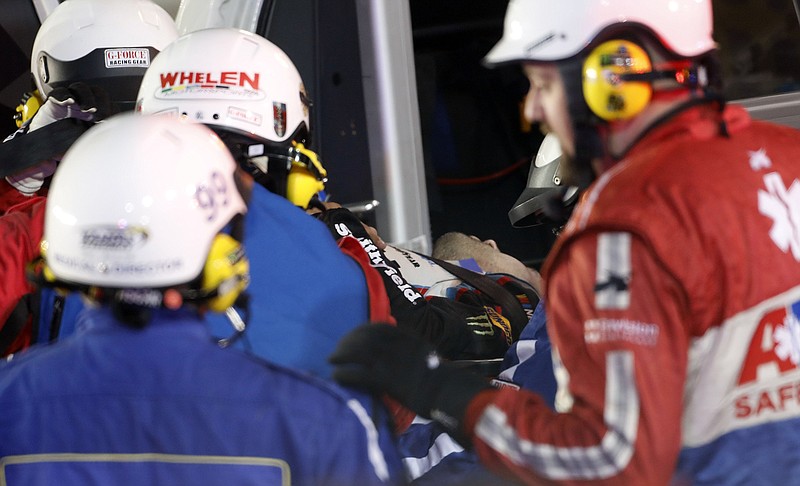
[105,48,151,68]
[228,106,262,126]
[82,226,149,250]
[155,72,264,100]
[273,102,287,137]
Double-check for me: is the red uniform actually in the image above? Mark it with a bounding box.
[0,179,35,215]
[464,104,800,484]
[0,196,46,354]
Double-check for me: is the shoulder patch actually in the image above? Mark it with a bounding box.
[594,232,631,309]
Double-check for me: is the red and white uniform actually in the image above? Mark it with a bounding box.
[463,104,800,485]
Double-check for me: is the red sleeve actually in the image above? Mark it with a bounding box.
[466,230,687,485]
[337,235,396,325]
[0,197,46,328]
[0,179,35,215]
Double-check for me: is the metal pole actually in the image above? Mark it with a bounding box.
[354,0,431,253]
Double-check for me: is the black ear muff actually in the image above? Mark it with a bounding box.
[202,233,250,313]
[583,40,653,121]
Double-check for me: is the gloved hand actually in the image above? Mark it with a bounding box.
[314,206,386,248]
[7,83,114,195]
[329,322,494,444]
[28,82,115,132]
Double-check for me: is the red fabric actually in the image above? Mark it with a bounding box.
[0,196,46,355]
[337,235,415,432]
[337,235,396,325]
[0,178,38,216]
[468,104,800,484]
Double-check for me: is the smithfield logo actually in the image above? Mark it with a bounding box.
[82,226,149,250]
[734,300,800,418]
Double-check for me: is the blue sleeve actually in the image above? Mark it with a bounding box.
[37,289,86,343]
[397,419,520,485]
[205,184,371,378]
[316,391,407,485]
[497,300,557,409]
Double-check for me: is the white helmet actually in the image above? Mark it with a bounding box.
[136,27,310,146]
[31,0,179,111]
[42,112,246,290]
[136,27,328,208]
[484,0,715,65]
[508,133,579,227]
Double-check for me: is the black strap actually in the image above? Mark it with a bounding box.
[0,293,37,354]
[48,294,66,342]
[420,253,539,341]
[0,119,92,178]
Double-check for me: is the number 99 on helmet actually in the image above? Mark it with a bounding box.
[40,113,248,311]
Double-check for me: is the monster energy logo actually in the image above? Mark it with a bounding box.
[466,315,495,336]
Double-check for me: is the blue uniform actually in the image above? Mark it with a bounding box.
[0,307,404,485]
[36,184,373,379]
[497,300,557,408]
[205,184,372,378]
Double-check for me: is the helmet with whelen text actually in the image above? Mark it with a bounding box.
[40,112,248,313]
[136,27,327,209]
[31,0,179,112]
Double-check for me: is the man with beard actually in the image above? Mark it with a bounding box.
[327,0,800,484]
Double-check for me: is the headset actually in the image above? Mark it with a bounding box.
[14,90,44,128]
[215,130,328,209]
[199,233,250,313]
[582,39,707,122]
[287,141,328,209]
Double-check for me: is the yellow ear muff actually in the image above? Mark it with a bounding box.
[202,233,250,312]
[287,165,325,208]
[33,239,58,283]
[287,142,327,208]
[14,90,43,128]
[583,40,653,121]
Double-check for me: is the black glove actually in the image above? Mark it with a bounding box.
[28,82,115,132]
[329,323,494,444]
[314,206,373,240]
